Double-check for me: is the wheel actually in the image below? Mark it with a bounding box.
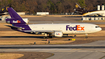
[85,36,88,38]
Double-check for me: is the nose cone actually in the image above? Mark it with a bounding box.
[100,27,102,31]
[93,27,102,33]
[98,27,102,32]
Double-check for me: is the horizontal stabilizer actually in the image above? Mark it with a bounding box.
[5,25,24,29]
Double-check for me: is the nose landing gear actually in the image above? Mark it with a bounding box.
[85,34,88,38]
[74,35,76,37]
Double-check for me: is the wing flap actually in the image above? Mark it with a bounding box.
[24,30,54,33]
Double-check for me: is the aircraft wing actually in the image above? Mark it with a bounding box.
[24,30,61,34]
[24,30,54,33]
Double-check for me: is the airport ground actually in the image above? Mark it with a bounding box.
[1,16,105,59]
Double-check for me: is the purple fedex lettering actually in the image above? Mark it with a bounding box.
[66,25,85,31]
[66,25,77,31]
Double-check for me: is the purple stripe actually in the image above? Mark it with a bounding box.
[7,7,22,19]
[6,7,26,24]
[6,7,31,33]
[12,24,31,32]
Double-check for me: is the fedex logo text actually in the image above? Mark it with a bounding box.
[13,20,21,23]
[66,25,84,31]
[56,33,60,35]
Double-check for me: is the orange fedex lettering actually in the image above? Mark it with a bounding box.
[77,25,81,31]
[77,25,84,31]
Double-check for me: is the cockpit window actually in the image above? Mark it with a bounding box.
[95,26,100,28]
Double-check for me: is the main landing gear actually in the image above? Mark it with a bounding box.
[43,34,53,39]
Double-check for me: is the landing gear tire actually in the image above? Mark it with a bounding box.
[85,34,88,38]
[85,36,88,38]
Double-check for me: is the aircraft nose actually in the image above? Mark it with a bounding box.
[100,28,102,31]
[99,27,102,31]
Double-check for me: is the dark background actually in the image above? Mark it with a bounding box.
[0,0,105,14]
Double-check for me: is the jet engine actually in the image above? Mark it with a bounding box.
[23,18,29,24]
[53,31,63,37]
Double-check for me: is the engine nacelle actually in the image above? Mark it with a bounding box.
[53,31,63,37]
[23,18,29,24]
[6,18,29,24]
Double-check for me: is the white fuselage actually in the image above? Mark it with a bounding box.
[29,23,102,34]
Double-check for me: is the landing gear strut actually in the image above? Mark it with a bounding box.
[48,34,53,38]
[85,34,88,38]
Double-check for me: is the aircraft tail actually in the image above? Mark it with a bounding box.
[6,7,26,24]
[0,7,8,16]
[5,7,31,31]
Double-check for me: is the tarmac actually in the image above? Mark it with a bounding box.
[0,40,105,59]
[1,49,105,59]
[1,40,105,48]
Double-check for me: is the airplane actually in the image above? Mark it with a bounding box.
[0,6,9,21]
[0,6,8,16]
[5,7,102,38]
[74,3,105,16]
[74,3,87,14]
